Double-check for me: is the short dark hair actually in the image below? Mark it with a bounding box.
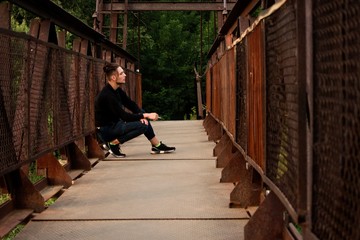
[103,62,120,80]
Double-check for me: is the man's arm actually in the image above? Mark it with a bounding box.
[118,88,142,113]
[104,90,144,122]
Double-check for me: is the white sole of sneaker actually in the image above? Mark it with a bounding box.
[150,150,175,154]
[109,150,126,158]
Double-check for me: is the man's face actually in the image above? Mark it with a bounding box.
[115,67,126,85]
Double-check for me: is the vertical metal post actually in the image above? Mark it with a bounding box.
[304,0,314,237]
[137,12,141,70]
[122,0,128,49]
[200,12,203,76]
[297,0,309,229]
[0,2,11,29]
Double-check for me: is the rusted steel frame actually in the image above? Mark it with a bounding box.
[303,0,314,237]
[0,3,11,117]
[244,191,285,240]
[229,167,262,208]
[66,142,91,171]
[202,113,214,131]
[218,47,235,136]
[216,138,235,168]
[136,73,142,108]
[212,62,221,119]
[196,73,204,119]
[86,134,105,160]
[227,47,236,137]
[9,0,137,62]
[0,30,102,161]
[213,126,262,207]
[0,4,19,175]
[213,133,231,156]
[37,153,72,188]
[207,0,256,58]
[109,13,119,45]
[122,0,128,49]
[261,173,298,222]
[70,39,82,139]
[228,126,300,220]
[0,32,30,172]
[0,2,10,29]
[220,150,244,182]
[205,70,212,112]
[204,112,223,142]
[296,0,310,230]
[246,24,265,171]
[5,169,45,213]
[102,2,236,11]
[27,19,54,159]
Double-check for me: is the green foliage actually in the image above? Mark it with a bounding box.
[10,0,217,120]
[250,5,263,18]
[28,162,45,184]
[134,11,215,119]
[45,197,57,207]
[2,224,25,240]
[0,193,11,205]
[10,5,34,30]
[10,16,29,33]
[51,0,95,26]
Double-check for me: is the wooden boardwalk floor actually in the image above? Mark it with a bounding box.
[15,120,248,240]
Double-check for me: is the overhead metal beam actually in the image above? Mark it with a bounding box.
[8,0,137,62]
[102,2,236,12]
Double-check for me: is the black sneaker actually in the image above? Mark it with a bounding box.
[102,143,110,151]
[151,141,176,154]
[108,143,126,158]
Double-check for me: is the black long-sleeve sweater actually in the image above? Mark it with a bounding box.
[95,84,143,127]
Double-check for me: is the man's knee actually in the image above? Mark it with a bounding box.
[140,122,149,132]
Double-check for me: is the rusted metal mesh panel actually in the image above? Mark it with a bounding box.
[220,53,229,130]
[79,56,93,135]
[214,49,236,132]
[226,48,236,137]
[312,1,360,239]
[54,50,75,145]
[0,30,118,176]
[124,70,137,103]
[0,33,28,174]
[93,60,106,93]
[235,40,247,150]
[265,0,299,208]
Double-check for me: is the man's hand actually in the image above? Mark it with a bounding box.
[143,113,159,121]
[140,118,149,125]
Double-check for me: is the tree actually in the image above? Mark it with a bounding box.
[130,11,215,120]
[10,1,216,120]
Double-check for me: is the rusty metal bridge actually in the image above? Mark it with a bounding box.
[1,0,360,239]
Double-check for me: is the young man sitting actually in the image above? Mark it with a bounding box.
[95,63,175,157]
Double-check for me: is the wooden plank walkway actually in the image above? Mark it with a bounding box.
[15,120,248,240]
